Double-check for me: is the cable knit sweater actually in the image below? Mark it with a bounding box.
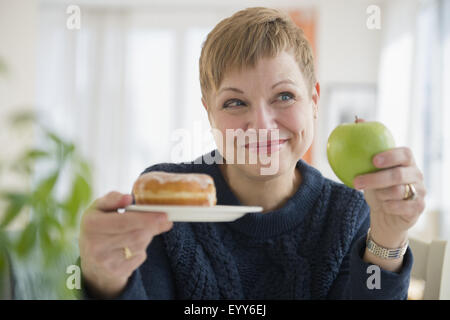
[82,149,413,300]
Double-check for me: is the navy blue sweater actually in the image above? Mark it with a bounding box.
[83,149,413,299]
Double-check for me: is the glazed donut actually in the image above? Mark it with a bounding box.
[132,171,217,206]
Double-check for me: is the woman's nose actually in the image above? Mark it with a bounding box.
[247,104,278,132]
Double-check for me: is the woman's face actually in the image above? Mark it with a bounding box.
[202,50,319,180]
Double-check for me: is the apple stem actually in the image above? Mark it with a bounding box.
[354,115,364,123]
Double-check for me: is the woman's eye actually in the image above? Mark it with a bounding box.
[222,93,295,109]
[277,92,294,102]
[223,99,245,109]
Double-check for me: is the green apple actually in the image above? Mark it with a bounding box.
[326,117,395,188]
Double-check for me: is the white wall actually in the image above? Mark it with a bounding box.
[0,0,37,165]
[1,0,387,191]
[31,0,387,195]
[0,0,38,229]
[314,0,385,179]
[0,0,38,159]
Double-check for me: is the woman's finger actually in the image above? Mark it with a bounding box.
[104,228,156,251]
[354,165,422,190]
[372,147,416,169]
[104,248,147,279]
[84,210,170,235]
[375,182,426,201]
[93,191,133,212]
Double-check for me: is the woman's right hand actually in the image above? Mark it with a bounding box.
[79,191,173,299]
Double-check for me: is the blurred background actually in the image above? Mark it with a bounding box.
[0,0,449,299]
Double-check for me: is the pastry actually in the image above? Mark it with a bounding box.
[132,171,217,206]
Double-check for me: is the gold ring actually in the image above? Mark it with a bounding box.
[403,183,417,201]
[403,184,410,200]
[123,246,133,260]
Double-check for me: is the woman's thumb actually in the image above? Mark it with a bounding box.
[95,192,133,212]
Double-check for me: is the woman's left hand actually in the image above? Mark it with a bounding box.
[353,146,427,247]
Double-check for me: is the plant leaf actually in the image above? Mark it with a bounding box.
[12,149,51,175]
[0,193,29,228]
[62,173,92,227]
[44,130,75,167]
[9,110,37,127]
[32,171,59,204]
[0,250,6,275]
[63,143,75,158]
[45,130,65,146]
[22,149,50,161]
[10,161,33,175]
[78,159,92,179]
[40,214,65,267]
[15,223,37,258]
[0,191,29,203]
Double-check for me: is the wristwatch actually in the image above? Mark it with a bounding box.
[366,228,409,260]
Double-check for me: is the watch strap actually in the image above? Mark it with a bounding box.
[366,228,409,260]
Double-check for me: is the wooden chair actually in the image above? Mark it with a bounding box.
[408,237,450,299]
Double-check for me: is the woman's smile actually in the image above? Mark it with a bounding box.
[244,138,289,154]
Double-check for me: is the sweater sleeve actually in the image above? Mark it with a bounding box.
[79,163,181,300]
[78,258,149,300]
[327,205,414,300]
[79,235,176,300]
[115,235,176,300]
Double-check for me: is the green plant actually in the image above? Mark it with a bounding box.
[0,58,93,298]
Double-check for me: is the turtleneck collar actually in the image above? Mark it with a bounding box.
[198,149,325,239]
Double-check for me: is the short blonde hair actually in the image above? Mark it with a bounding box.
[199,7,317,103]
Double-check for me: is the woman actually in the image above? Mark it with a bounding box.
[79,7,426,299]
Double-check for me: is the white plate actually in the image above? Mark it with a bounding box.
[125,204,263,222]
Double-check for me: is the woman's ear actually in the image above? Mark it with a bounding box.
[312,82,320,119]
[312,81,320,105]
[202,97,214,125]
[201,97,208,112]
